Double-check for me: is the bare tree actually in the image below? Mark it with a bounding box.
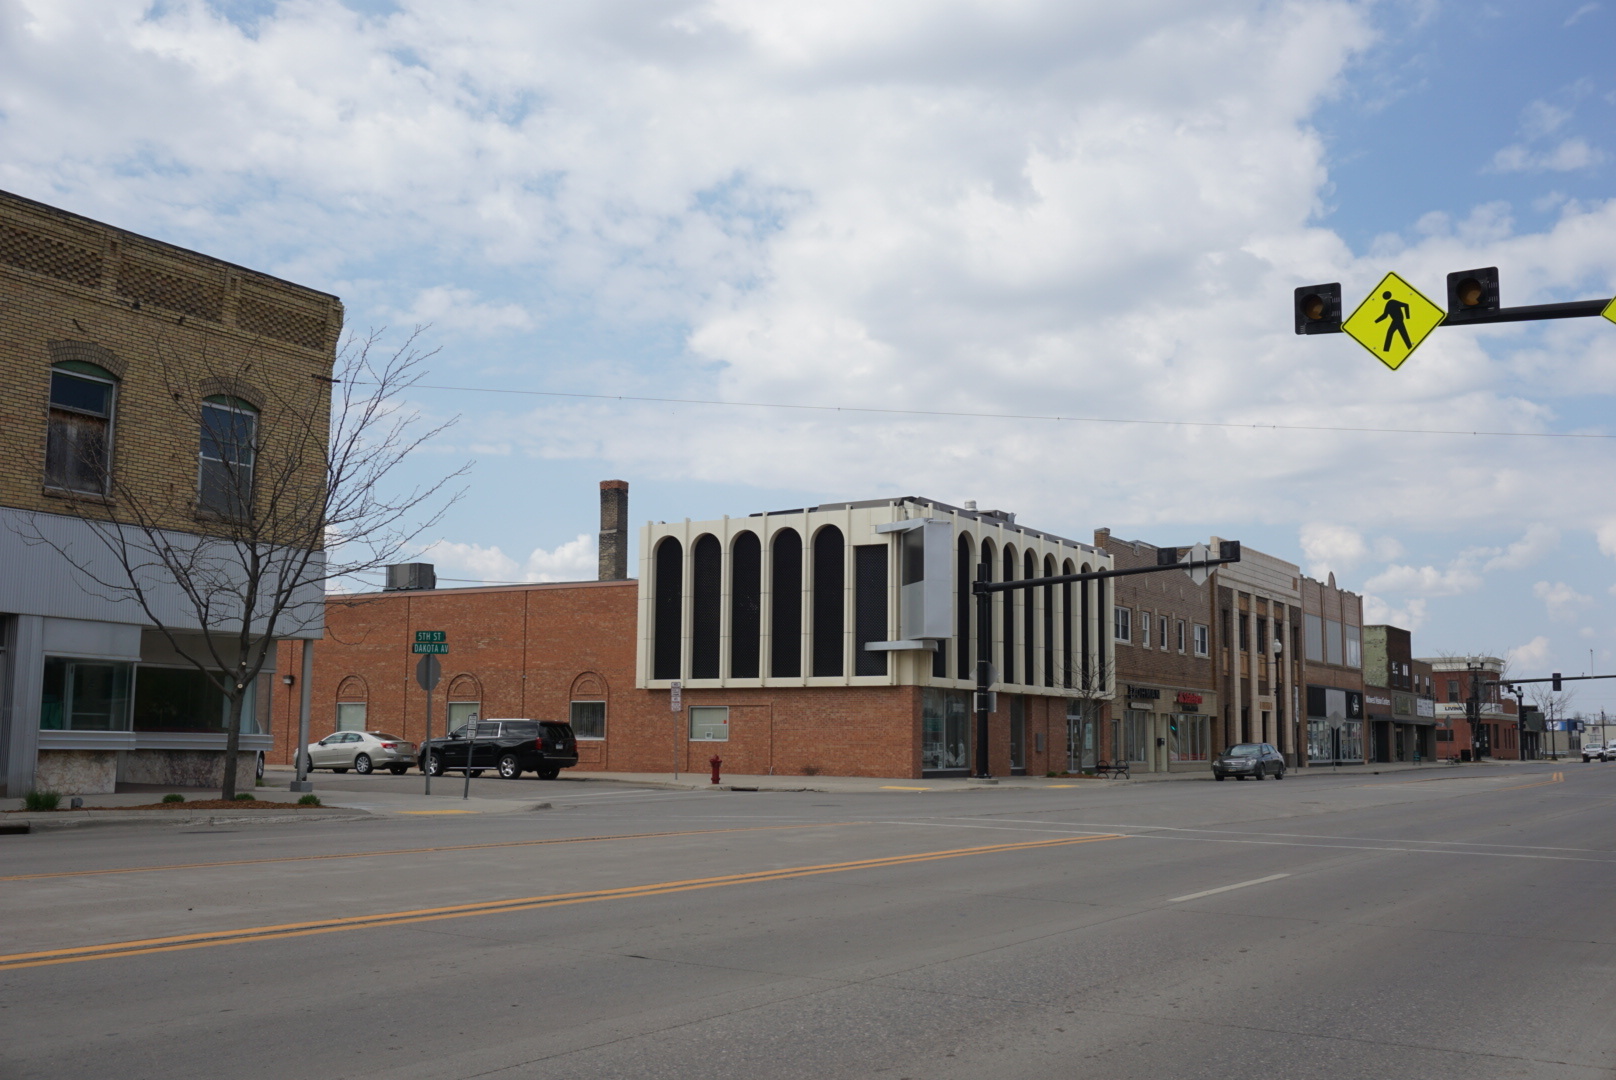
[1056,654,1116,773]
[21,328,464,798]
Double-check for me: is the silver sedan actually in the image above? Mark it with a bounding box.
[306,731,417,775]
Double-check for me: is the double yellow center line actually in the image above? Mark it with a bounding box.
[0,833,1124,972]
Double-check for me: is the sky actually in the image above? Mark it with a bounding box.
[4,0,1616,714]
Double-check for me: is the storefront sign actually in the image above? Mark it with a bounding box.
[1175,691,1203,705]
[1365,694,1392,707]
[1126,686,1161,699]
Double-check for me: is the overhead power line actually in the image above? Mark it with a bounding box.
[393,382,1615,442]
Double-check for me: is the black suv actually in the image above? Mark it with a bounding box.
[418,719,579,780]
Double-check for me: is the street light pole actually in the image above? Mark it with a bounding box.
[1467,661,1483,763]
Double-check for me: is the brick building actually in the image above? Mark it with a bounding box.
[1094,530,1218,773]
[282,489,1119,779]
[0,189,336,795]
[1420,655,1521,760]
[1300,574,1366,765]
[1362,625,1437,762]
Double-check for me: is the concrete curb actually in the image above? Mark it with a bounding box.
[5,808,373,830]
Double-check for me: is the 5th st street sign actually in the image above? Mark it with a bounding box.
[412,630,448,655]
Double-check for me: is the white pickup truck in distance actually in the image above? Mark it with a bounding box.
[1583,743,1607,763]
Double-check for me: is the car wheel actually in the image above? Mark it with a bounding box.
[1274,767,1285,779]
[424,754,442,776]
[354,754,373,775]
[497,754,521,779]
[1215,773,1225,781]
[538,765,561,780]
[255,752,265,780]
[468,770,484,778]
[389,765,408,775]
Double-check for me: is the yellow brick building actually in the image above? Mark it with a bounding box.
[0,189,339,795]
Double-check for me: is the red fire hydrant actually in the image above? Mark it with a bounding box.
[709,755,723,785]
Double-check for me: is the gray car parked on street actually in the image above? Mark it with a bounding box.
[1212,742,1286,781]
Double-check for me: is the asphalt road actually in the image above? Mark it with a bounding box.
[2,762,1612,1079]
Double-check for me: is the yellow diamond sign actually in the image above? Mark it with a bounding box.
[1342,272,1446,371]
[1603,295,1616,326]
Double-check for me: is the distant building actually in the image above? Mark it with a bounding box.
[1094,530,1218,774]
[1362,625,1436,762]
[1208,543,1305,766]
[1297,574,1366,765]
[0,189,337,795]
[1418,656,1520,760]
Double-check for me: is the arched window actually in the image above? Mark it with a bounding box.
[770,529,803,678]
[730,532,762,679]
[956,534,974,680]
[979,538,996,684]
[1024,549,1037,688]
[1043,554,1056,687]
[447,674,482,733]
[1061,559,1075,689]
[1080,563,1093,691]
[812,526,845,677]
[45,360,118,495]
[652,537,683,680]
[690,534,722,679]
[199,395,258,518]
[1001,545,1017,685]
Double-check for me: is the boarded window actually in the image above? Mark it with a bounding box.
[45,366,115,494]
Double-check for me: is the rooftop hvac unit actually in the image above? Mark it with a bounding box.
[385,563,437,591]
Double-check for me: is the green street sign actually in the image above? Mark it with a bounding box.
[411,642,449,654]
[415,630,446,643]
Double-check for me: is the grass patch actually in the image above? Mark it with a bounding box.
[297,794,322,807]
[233,792,255,801]
[23,790,60,812]
[162,793,185,804]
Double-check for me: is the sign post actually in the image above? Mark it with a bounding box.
[414,635,445,794]
[669,681,682,779]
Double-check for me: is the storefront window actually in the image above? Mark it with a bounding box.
[41,658,133,731]
[1113,709,1150,762]
[133,666,258,733]
[1168,714,1209,761]
[922,688,971,771]
[689,705,729,741]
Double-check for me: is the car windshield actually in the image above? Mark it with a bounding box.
[1225,744,1262,757]
[370,733,403,741]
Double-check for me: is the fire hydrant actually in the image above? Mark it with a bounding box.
[709,755,723,785]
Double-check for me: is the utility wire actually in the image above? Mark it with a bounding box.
[395,382,1615,441]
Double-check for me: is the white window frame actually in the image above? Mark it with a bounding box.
[1114,606,1132,644]
[1193,624,1209,657]
[1159,615,1169,651]
[1177,620,1187,653]
[689,705,729,741]
[1139,610,1150,648]
[198,397,258,519]
[45,365,117,496]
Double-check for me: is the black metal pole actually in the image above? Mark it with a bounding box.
[975,559,992,779]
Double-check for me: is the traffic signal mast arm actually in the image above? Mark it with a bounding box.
[967,542,1241,778]
[1490,674,1616,691]
[1297,268,1613,336]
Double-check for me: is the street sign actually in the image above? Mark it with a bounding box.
[415,654,441,691]
[1604,296,1616,327]
[1342,272,1445,371]
[669,680,682,713]
[414,630,446,644]
[1181,542,1211,586]
[411,642,449,654]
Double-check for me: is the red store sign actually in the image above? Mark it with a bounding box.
[1176,692,1203,705]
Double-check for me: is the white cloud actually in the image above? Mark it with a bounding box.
[1491,137,1604,173]
[1483,524,1559,572]
[1364,561,1483,598]
[1596,520,1616,559]
[1534,580,1593,621]
[1564,3,1601,27]
[1508,635,1551,670]
[1362,594,1428,631]
[1299,523,1368,577]
[393,287,534,336]
[420,534,597,583]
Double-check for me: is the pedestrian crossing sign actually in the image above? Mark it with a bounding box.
[1341,272,1446,371]
[1603,295,1616,326]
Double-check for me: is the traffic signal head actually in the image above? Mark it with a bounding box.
[1218,540,1242,563]
[1294,283,1342,335]
[1446,267,1499,322]
[1156,546,1180,567]
[1553,672,1562,692]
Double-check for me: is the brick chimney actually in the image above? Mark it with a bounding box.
[598,480,629,581]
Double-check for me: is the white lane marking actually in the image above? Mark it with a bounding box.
[1167,873,1290,903]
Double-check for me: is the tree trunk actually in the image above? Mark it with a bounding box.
[222,686,245,800]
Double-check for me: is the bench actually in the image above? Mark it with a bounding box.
[1093,759,1131,780]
